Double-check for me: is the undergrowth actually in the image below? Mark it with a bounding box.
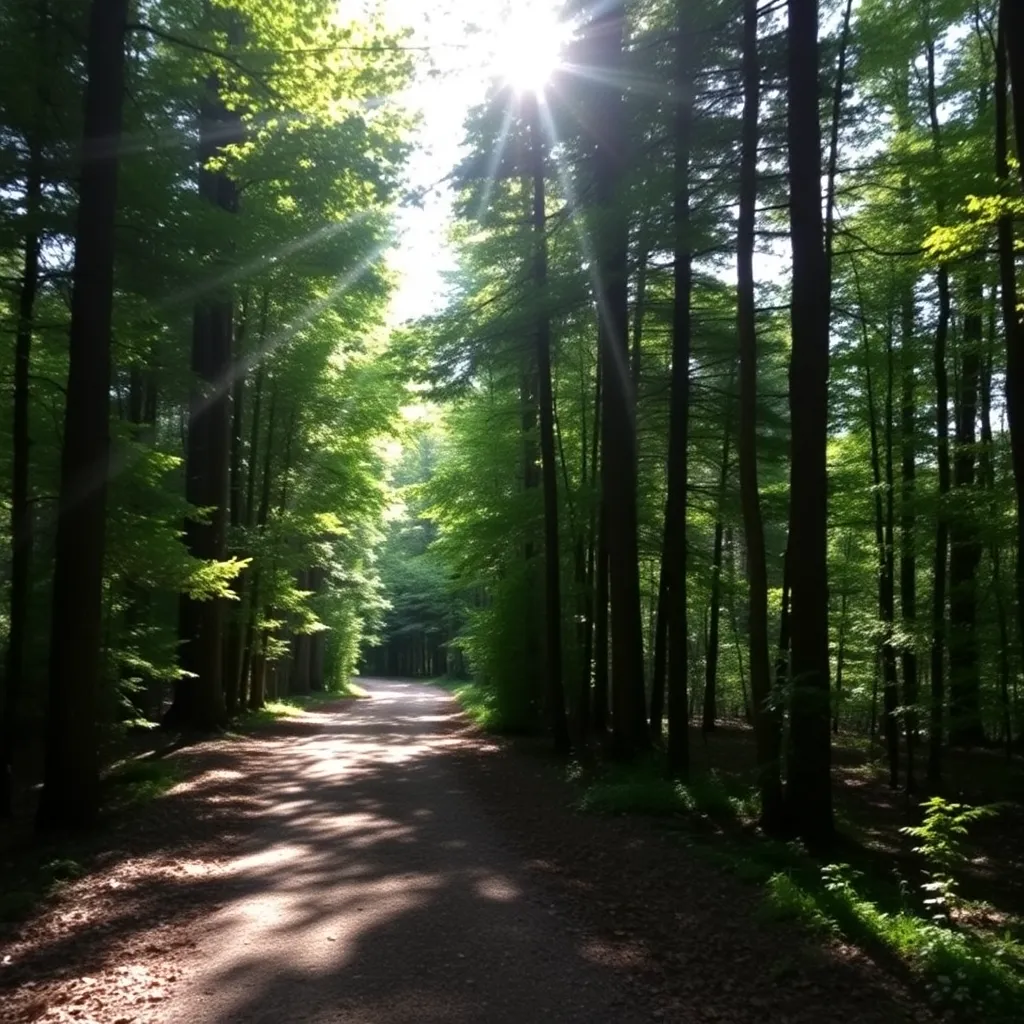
[578,762,760,822]
[433,677,519,732]
[575,761,1023,1020]
[235,683,368,730]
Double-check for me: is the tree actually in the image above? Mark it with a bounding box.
[784,0,833,844]
[36,0,130,830]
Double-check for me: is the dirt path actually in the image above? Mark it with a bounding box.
[3,681,648,1023]
[3,679,932,1024]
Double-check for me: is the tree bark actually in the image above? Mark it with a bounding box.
[703,390,734,733]
[996,10,1024,698]
[738,0,784,834]
[948,268,983,748]
[664,5,696,779]
[1,135,42,819]
[37,0,129,830]
[168,43,241,731]
[784,0,833,845]
[900,275,918,789]
[589,1,648,756]
[529,94,570,754]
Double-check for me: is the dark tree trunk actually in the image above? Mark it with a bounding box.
[590,2,647,756]
[529,96,570,754]
[926,41,951,785]
[593,507,609,734]
[929,269,952,783]
[664,8,696,779]
[738,0,784,833]
[833,536,853,735]
[1003,0,1024,193]
[167,55,240,732]
[37,0,129,831]
[784,0,833,845]
[1,139,42,819]
[579,358,601,739]
[649,535,668,739]
[222,294,249,716]
[900,278,918,789]
[948,270,983,748]
[882,319,900,788]
[703,391,733,734]
[996,11,1024,693]
[247,385,277,710]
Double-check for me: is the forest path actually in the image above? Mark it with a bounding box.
[3,679,928,1024]
[146,678,647,1023]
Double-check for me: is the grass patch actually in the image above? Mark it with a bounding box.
[234,684,368,731]
[436,678,504,730]
[579,763,760,823]
[103,757,184,810]
[0,856,87,923]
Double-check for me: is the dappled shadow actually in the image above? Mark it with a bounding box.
[2,681,931,1023]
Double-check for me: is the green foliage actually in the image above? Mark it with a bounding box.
[580,765,759,821]
[901,798,999,924]
[763,865,1024,1020]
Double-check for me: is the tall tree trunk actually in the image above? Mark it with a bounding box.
[1003,0,1024,193]
[926,38,951,785]
[948,268,983,748]
[37,0,129,830]
[529,95,570,754]
[882,317,901,787]
[996,10,1024,691]
[1,138,42,819]
[222,293,248,716]
[588,2,647,756]
[649,516,668,738]
[900,276,918,789]
[247,384,277,710]
[703,391,734,733]
[664,7,696,779]
[579,357,601,738]
[833,535,853,734]
[784,0,833,845]
[168,43,240,731]
[593,507,609,734]
[738,0,784,834]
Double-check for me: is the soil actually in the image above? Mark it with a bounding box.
[1,680,933,1023]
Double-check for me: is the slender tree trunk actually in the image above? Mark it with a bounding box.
[900,276,918,789]
[1,140,42,819]
[222,294,248,716]
[649,518,669,738]
[593,507,609,734]
[247,385,276,710]
[882,318,900,788]
[663,5,696,779]
[996,12,1024,689]
[590,1,647,756]
[703,392,733,733]
[926,39,951,785]
[529,96,570,754]
[737,0,784,833]
[785,0,833,845]
[37,0,129,830]
[579,358,601,738]
[833,543,851,735]
[168,45,240,731]
[1003,0,1024,194]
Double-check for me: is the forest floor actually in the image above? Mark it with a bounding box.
[1,679,934,1024]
